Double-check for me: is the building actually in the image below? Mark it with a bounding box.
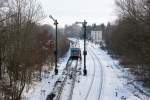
[91,30,102,43]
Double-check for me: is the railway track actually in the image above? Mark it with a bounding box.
[68,59,78,100]
[48,44,103,100]
[49,59,78,100]
[84,48,96,100]
[87,46,104,100]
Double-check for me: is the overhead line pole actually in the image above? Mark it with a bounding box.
[49,15,58,75]
[75,20,87,76]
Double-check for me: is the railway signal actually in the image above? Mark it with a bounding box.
[75,20,87,76]
[49,15,58,75]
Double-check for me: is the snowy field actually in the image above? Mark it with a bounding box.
[22,40,150,100]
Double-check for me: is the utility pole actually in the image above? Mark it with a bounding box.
[83,20,87,75]
[76,20,87,76]
[49,15,58,75]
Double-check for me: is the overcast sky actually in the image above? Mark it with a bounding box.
[39,0,117,27]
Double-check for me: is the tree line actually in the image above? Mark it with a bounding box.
[0,0,69,99]
[103,0,150,87]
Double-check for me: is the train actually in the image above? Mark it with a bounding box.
[70,47,81,60]
[69,38,81,60]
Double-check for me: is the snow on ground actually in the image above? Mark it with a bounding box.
[88,43,138,100]
[87,41,150,100]
[60,60,79,100]
[22,49,71,100]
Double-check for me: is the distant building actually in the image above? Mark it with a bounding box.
[91,30,102,43]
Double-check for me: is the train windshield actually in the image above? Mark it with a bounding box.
[71,48,80,53]
[71,48,80,54]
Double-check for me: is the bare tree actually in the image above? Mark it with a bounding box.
[0,0,45,99]
[115,0,149,22]
[103,0,150,87]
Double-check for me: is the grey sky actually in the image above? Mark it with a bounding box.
[39,0,117,27]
